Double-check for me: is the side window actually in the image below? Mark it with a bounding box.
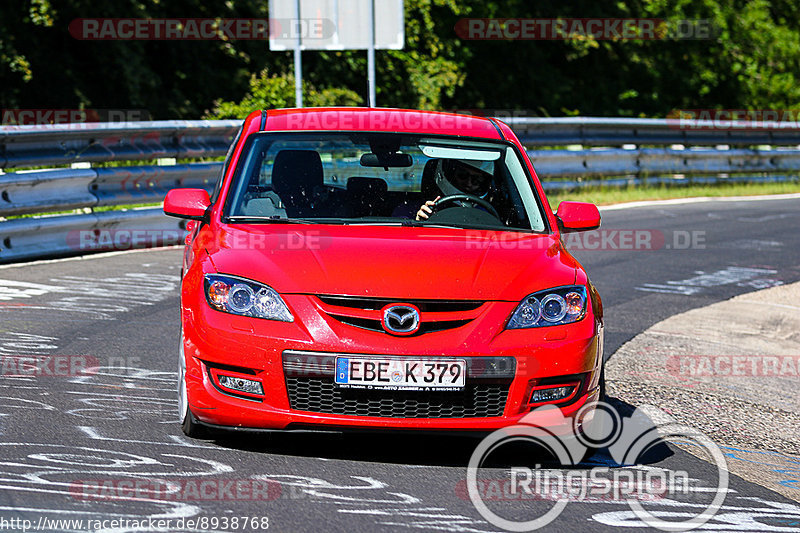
[210,126,243,205]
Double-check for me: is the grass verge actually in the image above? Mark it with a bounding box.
[545,181,800,209]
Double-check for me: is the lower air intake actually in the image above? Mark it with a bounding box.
[285,377,508,418]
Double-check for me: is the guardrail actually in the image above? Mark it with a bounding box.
[506,117,800,146]
[0,120,239,169]
[1,117,799,263]
[0,120,239,263]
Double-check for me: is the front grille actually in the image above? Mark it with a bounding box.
[316,295,483,313]
[285,377,508,418]
[332,315,471,334]
[314,295,486,335]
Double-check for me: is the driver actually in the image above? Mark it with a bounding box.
[416,159,494,221]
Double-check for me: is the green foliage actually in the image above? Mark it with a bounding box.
[206,70,363,119]
[1,0,55,84]
[2,0,800,118]
[384,0,469,109]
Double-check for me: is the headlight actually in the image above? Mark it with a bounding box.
[507,286,587,329]
[204,274,293,322]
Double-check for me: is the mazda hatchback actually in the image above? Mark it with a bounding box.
[164,108,604,438]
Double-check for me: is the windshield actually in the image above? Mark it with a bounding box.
[223,132,547,232]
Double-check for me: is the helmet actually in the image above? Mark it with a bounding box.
[441,159,493,197]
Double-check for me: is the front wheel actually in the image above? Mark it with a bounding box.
[578,363,608,463]
[178,331,210,438]
[598,363,607,402]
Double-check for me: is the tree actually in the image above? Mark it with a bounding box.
[2,0,800,119]
[206,70,362,118]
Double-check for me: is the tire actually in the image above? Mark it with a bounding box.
[578,363,608,463]
[178,331,209,439]
[181,405,210,439]
[598,362,607,402]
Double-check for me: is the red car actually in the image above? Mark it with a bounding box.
[164,108,604,438]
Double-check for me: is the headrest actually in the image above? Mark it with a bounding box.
[271,150,324,206]
[420,158,442,198]
[347,176,388,195]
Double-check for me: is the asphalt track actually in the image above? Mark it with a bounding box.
[0,196,798,532]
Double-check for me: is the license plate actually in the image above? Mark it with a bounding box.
[335,357,466,391]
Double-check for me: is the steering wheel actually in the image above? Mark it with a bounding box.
[432,194,500,219]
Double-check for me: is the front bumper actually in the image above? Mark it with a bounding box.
[181,271,603,433]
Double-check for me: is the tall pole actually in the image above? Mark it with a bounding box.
[367,0,376,107]
[294,0,303,107]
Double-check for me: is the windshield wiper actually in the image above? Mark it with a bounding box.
[225,216,496,230]
[398,219,462,229]
[225,216,315,224]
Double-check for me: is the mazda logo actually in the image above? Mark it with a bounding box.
[382,305,421,335]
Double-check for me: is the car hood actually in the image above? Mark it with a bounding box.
[204,225,578,301]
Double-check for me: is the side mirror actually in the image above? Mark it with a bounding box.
[164,189,211,221]
[555,201,601,233]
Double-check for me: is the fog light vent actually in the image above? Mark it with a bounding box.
[529,385,575,405]
[217,374,264,396]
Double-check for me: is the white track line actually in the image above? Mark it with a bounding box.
[0,246,183,270]
[599,192,800,211]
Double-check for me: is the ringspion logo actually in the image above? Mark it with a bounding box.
[466,402,728,531]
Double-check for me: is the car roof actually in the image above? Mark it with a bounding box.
[260,107,505,139]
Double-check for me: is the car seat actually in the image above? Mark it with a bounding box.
[271,150,324,217]
[347,177,389,217]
